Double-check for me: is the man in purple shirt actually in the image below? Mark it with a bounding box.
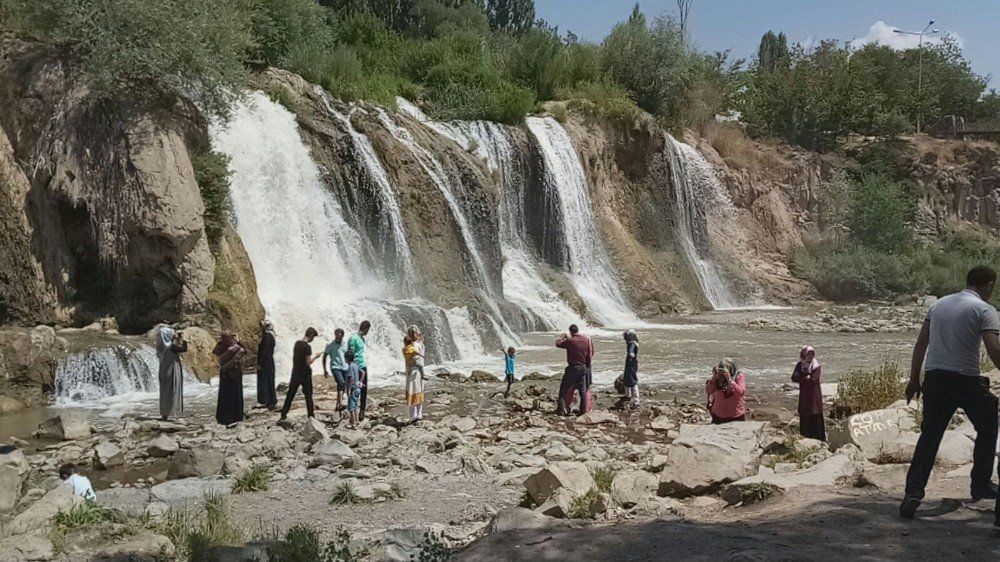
[555,324,593,416]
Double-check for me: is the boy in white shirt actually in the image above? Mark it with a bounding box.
[60,463,96,501]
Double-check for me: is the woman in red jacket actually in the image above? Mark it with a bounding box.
[792,345,825,441]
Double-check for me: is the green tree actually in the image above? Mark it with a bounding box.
[756,31,788,73]
[486,0,534,35]
[249,0,338,68]
[0,0,254,116]
[847,174,914,253]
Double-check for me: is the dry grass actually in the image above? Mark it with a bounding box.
[836,360,905,416]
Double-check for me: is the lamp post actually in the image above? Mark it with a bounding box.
[894,21,939,133]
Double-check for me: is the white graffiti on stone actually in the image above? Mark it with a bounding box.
[851,410,900,438]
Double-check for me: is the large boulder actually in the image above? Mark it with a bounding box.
[0,326,68,401]
[176,326,221,382]
[309,440,359,468]
[829,406,973,464]
[300,417,329,444]
[722,453,860,504]
[0,534,54,561]
[168,447,226,479]
[486,507,559,534]
[10,485,82,533]
[470,370,500,383]
[147,435,180,457]
[611,470,659,508]
[37,412,91,440]
[97,487,153,516]
[658,422,768,497]
[524,461,595,505]
[0,448,30,512]
[93,441,124,469]
[150,477,233,506]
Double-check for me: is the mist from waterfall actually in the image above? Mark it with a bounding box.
[664,134,744,310]
[526,117,639,327]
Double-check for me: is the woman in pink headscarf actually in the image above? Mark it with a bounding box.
[791,345,825,441]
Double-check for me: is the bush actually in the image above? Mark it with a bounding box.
[269,524,322,562]
[1,0,253,116]
[191,151,233,251]
[837,361,905,416]
[589,466,615,493]
[250,0,338,68]
[160,494,244,561]
[52,500,110,529]
[734,482,780,505]
[330,482,360,505]
[845,174,914,253]
[233,464,272,494]
[567,488,601,519]
[561,79,639,120]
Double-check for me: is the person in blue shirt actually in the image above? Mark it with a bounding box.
[323,328,348,412]
[502,346,516,397]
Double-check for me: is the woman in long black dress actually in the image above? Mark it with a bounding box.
[214,331,247,426]
[257,321,277,409]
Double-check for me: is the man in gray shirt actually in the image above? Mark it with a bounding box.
[901,266,1000,520]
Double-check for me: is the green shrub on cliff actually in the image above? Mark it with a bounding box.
[191,151,233,250]
[0,0,253,116]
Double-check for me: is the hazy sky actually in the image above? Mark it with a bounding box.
[535,0,1000,88]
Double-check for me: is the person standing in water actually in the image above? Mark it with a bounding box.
[900,266,1000,520]
[556,325,593,416]
[214,331,247,426]
[622,330,640,409]
[323,328,348,412]
[792,345,825,441]
[348,321,371,420]
[256,321,277,410]
[279,327,323,424]
[156,324,187,421]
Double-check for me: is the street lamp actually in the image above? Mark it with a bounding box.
[894,20,939,133]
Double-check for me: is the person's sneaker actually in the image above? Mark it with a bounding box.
[972,483,999,501]
[899,495,921,519]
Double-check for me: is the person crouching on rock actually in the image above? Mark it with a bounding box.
[706,359,746,424]
[403,335,425,423]
[556,324,593,416]
[60,463,96,501]
[792,345,825,441]
[345,350,362,429]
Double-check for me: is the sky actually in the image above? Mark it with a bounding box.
[535,0,1000,88]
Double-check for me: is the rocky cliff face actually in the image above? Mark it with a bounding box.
[908,136,1000,235]
[0,41,263,346]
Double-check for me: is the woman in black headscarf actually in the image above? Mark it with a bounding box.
[256,321,277,410]
[214,331,247,426]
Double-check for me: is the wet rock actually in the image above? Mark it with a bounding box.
[168,447,225,479]
[310,441,359,468]
[611,470,659,508]
[150,477,233,506]
[658,422,767,497]
[0,448,29,512]
[524,461,596,505]
[470,370,500,383]
[10,485,82,533]
[147,435,180,457]
[37,412,91,440]
[300,417,329,444]
[94,441,124,469]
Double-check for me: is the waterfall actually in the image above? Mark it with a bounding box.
[526,117,638,327]
[664,134,743,310]
[211,92,495,382]
[375,108,495,296]
[54,344,163,404]
[314,88,418,291]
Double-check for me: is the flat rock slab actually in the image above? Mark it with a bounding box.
[829,406,973,464]
[725,454,858,502]
[150,477,233,506]
[658,422,768,497]
[98,487,153,516]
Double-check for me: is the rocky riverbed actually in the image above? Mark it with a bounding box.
[1,362,996,561]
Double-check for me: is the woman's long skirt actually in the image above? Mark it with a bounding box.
[216,372,245,426]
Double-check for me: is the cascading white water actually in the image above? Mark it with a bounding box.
[314,88,418,291]
[526,117,639,327]
[664,134,743,310]
[55,344,162,404]
[423,116,583,330]
[211,92,493,382]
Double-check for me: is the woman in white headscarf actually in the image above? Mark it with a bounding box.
[157,324,187,420]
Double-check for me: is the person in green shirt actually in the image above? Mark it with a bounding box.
[323,328,348,412]
[347,320,371,420]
